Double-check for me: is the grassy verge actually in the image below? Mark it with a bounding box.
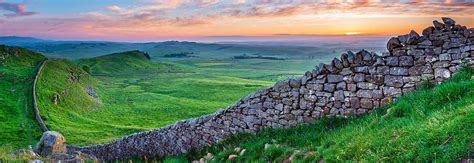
[166,67,474,162]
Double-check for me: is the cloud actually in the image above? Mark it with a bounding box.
[106,6,123,12]
[223,6,302,18]
[0,2,37,18]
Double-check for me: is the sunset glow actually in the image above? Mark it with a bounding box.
[0,0,473,41]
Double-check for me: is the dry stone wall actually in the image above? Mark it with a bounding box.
[70,18,474,160]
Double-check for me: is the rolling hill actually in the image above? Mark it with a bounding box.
[34,51,272,145]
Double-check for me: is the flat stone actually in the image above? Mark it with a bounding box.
[407,49,424,56]
[323,83,336,92]
[385,57,399,66]
[376,66,390,74]
[357,82,378,90]
[334,90,344,101]
[384,75,404,87]
[390,67,409,76]
[354,73,365,82]
[350,97,360,109]
[336,82,346,90]
[360,98,373,109]
[434,68,451,79]
[383,87,402,97]
[327,74,344,83]
[399,56,414,66]
[356,90,373,98]
[439,53,451,61]
[354,66,368,74]
[347,84,357,91]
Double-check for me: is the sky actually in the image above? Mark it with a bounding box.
[0,0,473,42]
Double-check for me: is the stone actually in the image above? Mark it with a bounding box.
[34,131,67,157]
[353,73,365,82]
[327,74,343,83]
[383,87,402,97]
[323,84,336,92]
[360,98,373,109]
[442,17,455,27]
[289,78,301,88]
[332,58,343,69]
[399,56,414,66]
[306,83,323,91]
[434,68,451,79]
[347,84,357,91]
[366,75,384,85]
[336,82,346,90]
[407,49,424,56]
[422,26,434,36]
[354,66,368,73]
[347,51,355,63]
[406,30,420,45]
[390,67,409,76]
[384,75,404,87]
[439,53,451,61]
[334,90,345,101]
[357,82,378,90]
[11,146,37,158]
[350,97,360,109]
[341,53,350,67]
[408,66,423,76]
[356,90,373,98]
[376,66,390,74]
[360,50,372,61]
[385,57,399,66]
[387,37,402,51]
[275,104,284,111]
[433,20,444,30]
[274,80,290,92]
[374,57,384,66]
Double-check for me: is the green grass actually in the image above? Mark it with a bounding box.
[0,45,45,151]
[37,51,283,145]
[167,67,474,162]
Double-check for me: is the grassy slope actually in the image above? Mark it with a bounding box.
[38,51,273,145]
[0,45,45,149]
[77,50,162,75]
[168,67,474,162]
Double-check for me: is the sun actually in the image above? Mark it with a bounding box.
[345,32,362,35]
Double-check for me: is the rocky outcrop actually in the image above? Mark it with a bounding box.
[34,131,67,156]
[70,18,474,160]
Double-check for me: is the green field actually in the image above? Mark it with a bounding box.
[167,67,474,162]
[0,46,44,150]
[36,46,335,145]
[0,40,472,161]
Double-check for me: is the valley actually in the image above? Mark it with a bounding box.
[28,41,369,145]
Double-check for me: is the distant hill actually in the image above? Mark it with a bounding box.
[77,50,173,75]
[0,36,48,46]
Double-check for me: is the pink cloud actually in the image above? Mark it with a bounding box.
[0,2,37,18]
[106,6,122,12]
